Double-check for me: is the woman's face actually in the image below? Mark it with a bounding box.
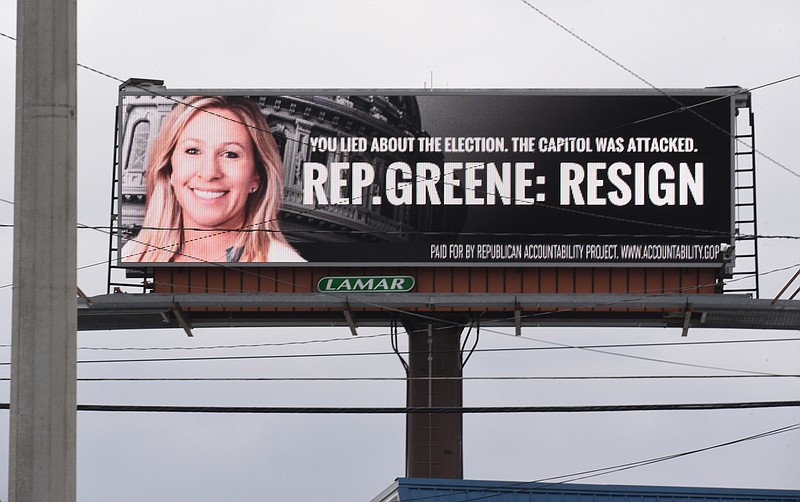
[170,107,260,230]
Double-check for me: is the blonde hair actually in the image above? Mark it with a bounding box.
[124,96,289,262]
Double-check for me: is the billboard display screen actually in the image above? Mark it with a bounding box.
[116,87,738,267]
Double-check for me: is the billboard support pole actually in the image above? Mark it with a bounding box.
[10,0,77,501]
[403,317,464,479]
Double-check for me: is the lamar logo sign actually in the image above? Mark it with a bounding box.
[317,276,415,293]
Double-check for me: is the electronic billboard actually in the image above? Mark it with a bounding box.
[116,88,738,267]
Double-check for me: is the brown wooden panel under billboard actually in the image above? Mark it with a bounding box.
[153,267,719,298]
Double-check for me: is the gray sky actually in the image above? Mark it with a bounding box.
[1,1,799,500]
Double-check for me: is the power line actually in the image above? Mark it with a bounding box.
[1,374,789,383]
[75,332,393,351]
[400,423,800,502]
[523,423,800,486]
[515,0,800,182]
[0,400,794,414]
[5,329,792,385]
[5,221,800,244]
[47,334,798,353]
[0,337,793,374]
[507,332,793,377]
[7,221,800,242]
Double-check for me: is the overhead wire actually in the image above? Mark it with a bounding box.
[5,215,800,243]
[69,334,800,353]
[74,332,393,351]
[593,77,799,135]
[4,331,794,384]
[0,400,794,414]
[519,423,800,489]
[21,223,800,241]
[0,374,793,383]
[510,334,788,376]
[0,337,795,377]
[515,0,800,182]
[398,423,800,502]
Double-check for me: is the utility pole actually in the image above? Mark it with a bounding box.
[10,0,77,500]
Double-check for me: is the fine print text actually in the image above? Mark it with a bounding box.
[429,242,722,262]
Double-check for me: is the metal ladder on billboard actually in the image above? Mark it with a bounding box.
[106,101,152,294]
[727,96,760,298]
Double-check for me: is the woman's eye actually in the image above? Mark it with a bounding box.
[222,151,240,159]
[185,147,200,155]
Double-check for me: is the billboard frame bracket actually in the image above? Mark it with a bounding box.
[77,287,92,307]
[171,302,194,337]
[681,300,692,337]
[514,300,522,336]
[772,267,800,304]
[343,299,358,336]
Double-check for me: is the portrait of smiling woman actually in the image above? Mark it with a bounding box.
[122,96,304,263]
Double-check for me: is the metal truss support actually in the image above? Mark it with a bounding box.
[78,292,800,332]
[171,302,194,337]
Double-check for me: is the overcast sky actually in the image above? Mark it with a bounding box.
[1,1,799,501]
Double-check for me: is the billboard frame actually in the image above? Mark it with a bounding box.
[113,83,744,271]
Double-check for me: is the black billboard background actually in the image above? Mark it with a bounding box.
[412,93,732,240]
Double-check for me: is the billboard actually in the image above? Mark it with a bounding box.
[116,87,739,267]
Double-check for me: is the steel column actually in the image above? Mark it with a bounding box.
[403,318,463,479]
